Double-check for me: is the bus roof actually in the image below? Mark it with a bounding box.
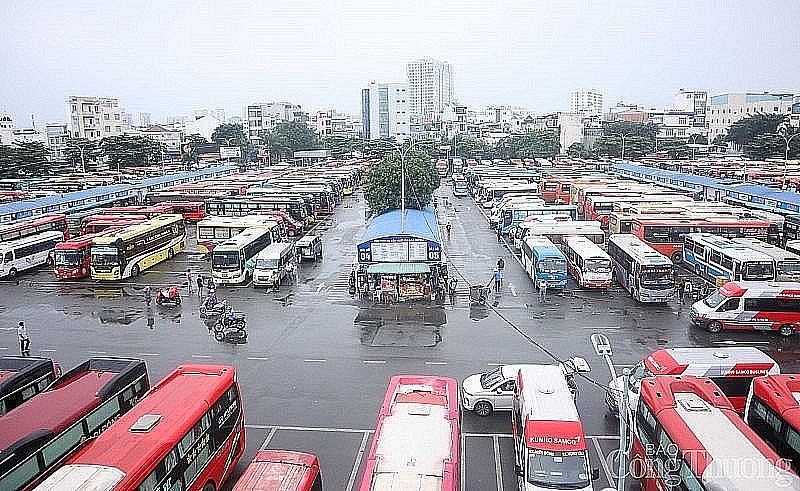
[295,235,318,247]
[733,237,800,262]
[0,230,64,250]
[685,233,774,262]
[717,281,800,298]
[232,450,319,491]
[55,230,117,250]
[214,227,273,251]
[751,374,800,427]
[520,220,602,233]
[644,347,779,377]
[641,376,799,489]
[91,214,183,245]
[609,234,672,266]
[0,356,52,392]
[563,235,610,258]
[524,236,564,257]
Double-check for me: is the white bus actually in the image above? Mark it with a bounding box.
[562,236,612,288]
[0,231,62,278]
[607,234,675,303]
[732,237,800,282]
[512,365,597,491]
[513,220,604,250]
[683,233,775,283]
[211,227,273,284]
[196,215,282,254]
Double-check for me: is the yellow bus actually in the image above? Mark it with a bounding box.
[90,214,186,280]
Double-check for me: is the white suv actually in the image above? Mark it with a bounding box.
[461,364,527,417]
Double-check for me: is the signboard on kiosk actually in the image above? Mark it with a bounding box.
[357,236,441,263]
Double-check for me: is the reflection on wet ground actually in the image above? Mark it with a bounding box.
[355,304,446,347]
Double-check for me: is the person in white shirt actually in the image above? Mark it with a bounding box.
[17,321,30,357]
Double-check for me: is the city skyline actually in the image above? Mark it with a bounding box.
[1,1,799,124]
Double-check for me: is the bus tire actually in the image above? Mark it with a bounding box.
[671,251,683,264]
[175,296,181,306]
[7,268,17,278]
[708,321,724,334]
[202,483,216,491]
[168,248,174,259]
[213,322,224,334]
[46,254,53,266]
[779,324,796,337]
[131,264,140,277]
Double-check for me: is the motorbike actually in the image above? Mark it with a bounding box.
[214,325,248,344]
[200,298,231,318]
[212,312,247,333]
[156,286,181,306]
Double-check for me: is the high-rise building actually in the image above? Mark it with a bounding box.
[245,102,306,143]
[674,89,707,128]
[569,89,603,116]
[406,58,454,121]
[65,96,125,140]
[707,92,795,140]
[361,82,409,141]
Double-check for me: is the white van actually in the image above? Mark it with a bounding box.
[252,242,296,289]
[0,231,62,278]
[295,234,322,262]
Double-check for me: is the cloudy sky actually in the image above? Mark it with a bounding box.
[1,0,798,124]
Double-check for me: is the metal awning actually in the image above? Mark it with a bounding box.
[367,263,431,275]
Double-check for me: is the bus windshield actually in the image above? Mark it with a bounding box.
[640,268,673,287]
[212,251,241,270]
[91,247,119,266]
[627,361,652,393]
[479,367,504,389]
[538,259,566,273]
[585,259,611,273]
[527,450,590,489]
[743,261,775,280]
[54,250,83,267]
[256,258,278,269]
[778,261,800,276]
[704,291,726,309]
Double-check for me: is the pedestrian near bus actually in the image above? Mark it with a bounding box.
[17,321,30,357]
[186,269,194,295]
[497,257,505,272]
[493,268,502,292]
[683,280,693,304]
[196,275,204,298]
[538,279,548,303]
[144,285,152,307]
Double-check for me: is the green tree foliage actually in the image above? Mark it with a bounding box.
[657,138,690,159]
[211,123,252,163]
[364,148,440,215]
[603,121,659,139]
[100,135,161,169]
[712,134,727,147]
[181,134,207,166]
[0,142,51,178]
[567,142,595,159]
[594,122,660,159]
[322,136,361,158]
[726,114,785,147]
[496,130,559,159]
[65,138,100,171]
[453,135,493,159]
[260,121,321,161]
[744,133,788,160]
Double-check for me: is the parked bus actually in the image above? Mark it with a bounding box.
[746,374,800,474]
[53,230,119,279]
[514,220,604,250]
[196,216,282,254]
[630,375,800,491]
[81,217,147,235]
[562,235,612,288]
[358,375,459,491]
[34,365,244,491]
[683,233,776,283]
[605,347,779,416]
[630,216,771,264]
[608,234,675,303]
[0,357,57,416]
[206,197,309,226]
[90,214,186,280]
[0,358,148,490]
[157,201,206,221]
[0,231,62,279]
[512,365,597,491]
[435,159,448,177]
[0,214,68,244]
[499,203,578,235]
[690,281,800,337]
[233,450,322,491]
[521,236,568,290]
[211,226,273,284]
[80,214,148,234]
[452,177,469,197]
[733,237,800,282]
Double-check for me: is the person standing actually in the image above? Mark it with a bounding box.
[496,226,502,242]
[675,276,685,305]
[196,275,204,298]
[497,256,505,272]
[493,268,502,292]
[186,269,194,295]
[17,321,30,357]
[446,220,452,239]
[538,278,548,302]
[684,280,693,304]
[144,285,152,307]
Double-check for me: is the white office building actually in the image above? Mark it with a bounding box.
[361,82,409,141]
[245,102,305,143]
[406,58,454,121]
[569,89,604,116]
[707,92,795,140]
[65,96,126,140]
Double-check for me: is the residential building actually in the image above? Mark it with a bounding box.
[647,109,703,139]
[0,113,14,145]
[406,58,455,121]
[65,96,126,140]
[361,82,409,141]
[311,109,359,138]
[245,102,305,143]
[674,89,707,128]
[183,115,223,141]
[570,89,604,116]
[0,112,47,146]
[707,92,795,140]
[45,123,69,161]
[129,124,182,158]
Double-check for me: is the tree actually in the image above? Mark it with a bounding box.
[211,123,251,163]
[566,142,595,159]
[0,142,50,178]
[712,134,727,147]
[260,121,321,162]
[744,133,786,160]
[364,148,441,215]
[657,138,690,159]
[726,114,786,147]
[181,134,207,167]
[65,138,100,172]
[322,135,362,158]
[453,135,493,159]
[498,131,560,159]
[100,135,161,169]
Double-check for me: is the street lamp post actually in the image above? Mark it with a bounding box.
[688,133,703,161]
[608,132,627,162]
[388,139,428,233]
[778,133,800,189]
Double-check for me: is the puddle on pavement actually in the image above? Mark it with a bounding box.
[355,305,446,347]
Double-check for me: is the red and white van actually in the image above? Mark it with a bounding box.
[606,347,779,415]
[690,281,800,337]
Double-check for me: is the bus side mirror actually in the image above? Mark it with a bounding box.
[592,468,600,481]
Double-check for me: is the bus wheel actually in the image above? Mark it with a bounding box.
[779,324,796,337]
[671,251,683,264]
[202,482,216,491]
[708,321,723,333]
[131,264,140,277]
[7,268,17,278]
[168,248,174,259]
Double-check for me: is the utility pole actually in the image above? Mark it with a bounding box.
[591,334,628,491]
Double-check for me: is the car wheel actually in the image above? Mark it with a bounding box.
[474,401,493,417]
[131,264,140,277]
[779,324,795,337]
[708,321,724,334]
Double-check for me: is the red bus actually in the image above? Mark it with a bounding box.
[0,214,69,243]
[159,201,207,222]
[631,375,800,490]
[358,375,459,491]
[630,216,771,264]
[80,213,148,231]
[0,357,148,490]
[232,450,322,490]
[53,230,120,279]
[0,356,58,416]
[81,217,147,235]
[746,374,800,474]
[35,365,244,491]
[435,159,448,177]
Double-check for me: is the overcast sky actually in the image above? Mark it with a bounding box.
[1,0,798,124]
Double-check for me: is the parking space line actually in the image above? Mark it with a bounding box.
[587,434,621,439]
[592,436,614,486]
[303,359,327,363]
[39,349,57,353]
[87,350,107,354]
[246,356,269,361]
[363,360,386,364]
[259,426,279,450]
[0,347,7,350]
[493,435,503,491]
[580,326,621,329]
[460,432,465,491]
[245,424,373,434]
[425,361,447,365]
[487,362,503,366]
[463,432,513,438]
[191,354,211,358]
[137,352,160,357]
[345,432,370,491]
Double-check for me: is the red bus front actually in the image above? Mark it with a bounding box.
[233,450,321,490]
[53,240,92,279]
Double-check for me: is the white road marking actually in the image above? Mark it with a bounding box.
[137,352,160,357]
[39,349,57,352]
[363,360,386,364]
[87,350,107,355]
[191,354,211,358]
[259,426,279,450]
[487,362,504,366]
[509,284,518,297]
[425,361,447,365]
[247,356,269,361]
[460,431,466,491]
[315,282,326,295]
[490,435,505,491]
[345,432,370,491]
[304,359,327,363]
[0,347,7,350]
[592,436,614,486]
[580,326,622,330]
[245,424,373,433]
[712,340,770,345]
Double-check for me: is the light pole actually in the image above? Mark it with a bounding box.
[388,139,429,233]
[608,132,627,162]
[778,132,800,189]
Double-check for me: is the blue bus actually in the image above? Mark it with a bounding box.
[453,178,469,197]
[500,203,578,235]
[683,233,775,283]
[520,235,568,290]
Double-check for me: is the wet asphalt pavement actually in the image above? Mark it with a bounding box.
[2,185,800,491]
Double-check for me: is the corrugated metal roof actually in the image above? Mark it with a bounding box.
[367,262,431,274]
[361,206,440,245]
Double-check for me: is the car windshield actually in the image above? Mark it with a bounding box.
[527,450,590,489]
[212,251,240,270]
[538,259,566,273]
[90,247,119,266]
[54,250,83,267]
[585,258,611,273]
[778,260,800,277]
[256,258,279,269]
[479,367,505,389]
[703,291,726,309]
[742,261,775,280]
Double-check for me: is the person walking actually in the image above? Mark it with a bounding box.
[196,275,204,298]
[144,285,152,307]
[17,321,30,357]
[446,220,452,240]
[493,268,502,293]
[497,256,505,272]
[675,276,685,305]
[186,269,194,295]
[496,226,502,242]
[538,278,548,302]
[683,280,693,304]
